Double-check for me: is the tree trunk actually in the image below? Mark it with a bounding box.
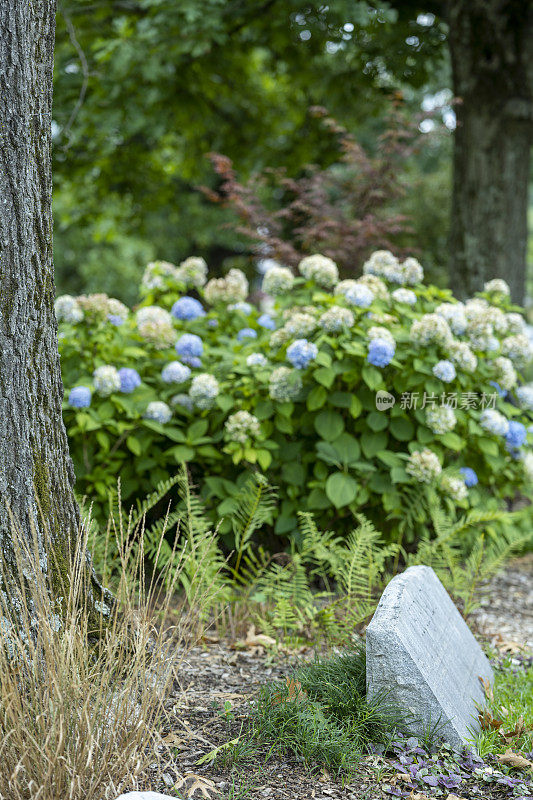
[448,0,533,304]
[0,1,106,611]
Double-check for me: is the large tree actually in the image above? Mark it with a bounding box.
[391,0,532,303]
[0,0,106,609]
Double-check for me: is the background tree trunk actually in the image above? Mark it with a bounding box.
[447,0,533,304]
[0,1,92,597]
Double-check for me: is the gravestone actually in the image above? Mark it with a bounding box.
[366,565,493,749]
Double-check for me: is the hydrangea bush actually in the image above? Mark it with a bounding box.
[57,253,533,543]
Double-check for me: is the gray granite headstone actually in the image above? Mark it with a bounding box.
[366,565,493,749]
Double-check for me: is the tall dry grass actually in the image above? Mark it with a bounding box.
[0,508,190,800]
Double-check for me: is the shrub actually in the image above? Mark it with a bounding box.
[57,251,533,546]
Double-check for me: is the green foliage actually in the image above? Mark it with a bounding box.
[252,646,402,771]
[59,254,533,550]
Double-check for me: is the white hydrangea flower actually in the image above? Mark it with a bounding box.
[224,410,261,444]
[262,265,295,295]
[344,284,374,308]
[144,401,172,424]
[505,312,526,335]
[136,305,176,349]
[54,295,84,324]
[425,406,457,435]
[501,334,533,369]
[492,356,517,391]
[479,409,509,437]
[174,256,208,288]
[319,306,355,332]
[298,254,339,287]
[402,257,424,285]
[447,340,478,373]
[435,302,467,336]
[189,373,219,409]
[406,449,442,483]
[356,274,390,300]
[440,474,468,502]
[484,278,510,296]
[246,353,268,367]
[285,312,316,337]
[204,268,249,304]
[141,260,177,290]
[410,314,452,348]
[107,297,129,323]
[363,250,402,283]
[367,326,395,346]
[269,327,292,350]
[93,365,121,397]
[269,366,303,401]
[392,288,417,306]
[516,384,533,411]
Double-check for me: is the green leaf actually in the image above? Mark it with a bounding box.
[350,395,363,418]
[313,366,336,388]
[307,385,328,411]
[314,410,345,441]
[256,449,272,470]
[390,417,415,441]
[329,391,353,408]
[126,435,142,456]
[367,411,388,432]
[362,365,383,390]
[216,394,234,413]
[281,462,306,486]
[478,438,499,456]
[439,431,465,451]
[325,472,358,508]
[361,430,388,458]
[254,400,274,420]
[314,351,332,367]
[376,450,404,468]
[167,444,195,462]
[306,488,330,510]
[391,466,410,483]
[188,419,209,440]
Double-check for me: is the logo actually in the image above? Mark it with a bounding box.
[376,390,396,411]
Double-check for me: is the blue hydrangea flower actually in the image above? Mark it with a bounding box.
[68,386,91,408]
[176,333,203,360]
[108,314,124,326]
[171,296,205,320]
[161,360,191,384]
[258,313,276,330]
[286,339,318,369]
[367,338,395,367]
[345,284,374,308]
[459,467,478,488]
[489,380,507,398]
[506,420,527,450]
[432,360,456,383]
[118,368,141,394]
[237,328,257,341]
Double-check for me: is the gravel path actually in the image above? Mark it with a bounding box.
[469,554,533,652]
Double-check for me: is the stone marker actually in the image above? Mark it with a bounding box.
[366,565,493,749]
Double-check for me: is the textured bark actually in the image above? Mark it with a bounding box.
[0,2,84,587]
[448,0,533,303]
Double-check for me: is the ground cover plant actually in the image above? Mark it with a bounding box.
[57,251,533,553]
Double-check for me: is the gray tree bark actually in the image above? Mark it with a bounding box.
[448,0,533,304]
[0,1,105,609]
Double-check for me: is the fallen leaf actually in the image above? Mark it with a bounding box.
[271,676,307,706]
[174,773,218,798]
[479,676,494,701]
[500,715,527,743]
[232,624,277,651]
[446,795,469,800]
[500,706,509,718]
[396,773,412,783]
[479,710,504,730]
[496,749,533,770]
[410,793,431,800]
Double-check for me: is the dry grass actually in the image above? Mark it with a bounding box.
[0,510,191,800]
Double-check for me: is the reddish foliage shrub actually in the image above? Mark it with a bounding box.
[201,104,422,276]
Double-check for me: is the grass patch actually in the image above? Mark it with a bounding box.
[475,653,533,758]
[249,644,403,773]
